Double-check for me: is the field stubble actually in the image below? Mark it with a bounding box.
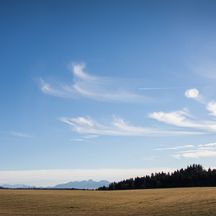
[0,187,216,215]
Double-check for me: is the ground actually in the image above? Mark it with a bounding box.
[0,187,216,215]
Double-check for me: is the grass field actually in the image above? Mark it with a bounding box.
[0,187,216,216]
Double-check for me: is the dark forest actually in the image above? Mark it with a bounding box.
[99,165,216,190]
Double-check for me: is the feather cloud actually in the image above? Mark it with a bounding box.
[60,116,202,137]
[40,63,146,103]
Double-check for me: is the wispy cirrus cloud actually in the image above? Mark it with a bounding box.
[154,141,216,159]
[70,135,99,142]
[139,87,186,91]
[9,131,32,138]
[60,116,202,137]
[40,79,69,98]
[149,87,216,134]
[198,142,216,149]
[155,145,194,151]
[0,131,33,138]
[207,101,216,117]
[184,88,216,118]
[40,63,147,103]
[149,108,216,133]
[147,88,216,157]
[173,149,216,159]
[173,142,216,159]
[70,138,87,142]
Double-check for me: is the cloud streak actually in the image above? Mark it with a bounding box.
[149,86,216,133]
[165,142,216,159]
[174,149,216,159]
[60,116,203,137]
[149,108,216,133]
[40,63,147,103]
[155,145,194,151]
[207,101,216,117]
[9,131,32,138]
[0,131,32,138]
[154,141,216,159]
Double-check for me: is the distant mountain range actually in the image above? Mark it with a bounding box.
[0,180,110,190]
[54,180,110,189]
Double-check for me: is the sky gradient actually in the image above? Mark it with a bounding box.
[1,0,216,186]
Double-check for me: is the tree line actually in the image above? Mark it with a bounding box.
[98,164,216,190]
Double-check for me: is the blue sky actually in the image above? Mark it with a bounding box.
[1,0,216,186]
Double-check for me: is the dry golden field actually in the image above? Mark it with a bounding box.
[0,187,216,216]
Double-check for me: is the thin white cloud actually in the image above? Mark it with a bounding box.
[139,87,186,90]
[198,142,216,149]
[149,109,192,127]
[207,101,216,117]
[7,131,32,138]
[153,141,216,159]
[174,150,216,159]
[40,63,147,103]
[72,63,97,81]
[184,88,216,118]
[60,116,202,137]
[40,79,71,98]
[147,88,216,133]
[155,145,194,151]
[149,108,216,133]
[70,135,99,142]
[184,87,216,119]
[83,134,100,139]
[171,142,216,159]
[70,138,86,142]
